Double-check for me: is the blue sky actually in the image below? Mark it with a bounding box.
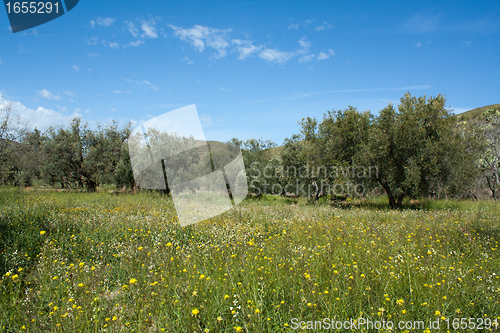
[1,0,499,144]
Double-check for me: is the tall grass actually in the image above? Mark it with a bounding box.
[1,188,499,332]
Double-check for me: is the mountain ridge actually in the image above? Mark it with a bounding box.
[454,103,500,121]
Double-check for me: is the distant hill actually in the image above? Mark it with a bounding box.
[266,145,283,158]
[454,103,500,122]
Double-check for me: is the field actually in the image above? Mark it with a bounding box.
[1,188,499,332]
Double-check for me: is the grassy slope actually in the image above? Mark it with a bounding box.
[453,103,500,122]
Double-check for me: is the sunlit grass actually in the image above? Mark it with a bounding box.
[1,187,499,332]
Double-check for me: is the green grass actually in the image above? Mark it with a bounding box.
[0,187,499,332]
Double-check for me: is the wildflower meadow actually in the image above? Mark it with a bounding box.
[1,187,499,332]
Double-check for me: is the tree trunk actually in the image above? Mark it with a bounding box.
[86,179,97,192]
[62,176,72,189]
[312,180,320,201]
[396,193,404,208]
[485,172,497,200]
[378,179,403,209]
[494,166,500,200]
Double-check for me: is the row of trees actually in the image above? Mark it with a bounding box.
[1,92,499,208]
[0,107,134,192]
[239,93,500,208]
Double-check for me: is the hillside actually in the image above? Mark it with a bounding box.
[454,103,500,121]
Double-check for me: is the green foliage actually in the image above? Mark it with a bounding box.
[41,118,131,192]
[1,93,498,208]
[0,103,29,185]
[302,93,478,208]
[318,106,375,196]
[240,138,278,196]
[280,134,307,196]
[475,109,500,198]
[368,93,470,207]
[114,142,135,190]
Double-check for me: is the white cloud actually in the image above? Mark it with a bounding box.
[181,56,194,64]
[38,89,61,101]
[232,39,261,60]
[169,24,330,64]
[110,108,117,111]
[258,48,294,64]
[64,91,75,102]
[235,36,312,64]
[169,24,231,59]
[90,20,95,28]
[317,52,329,60]
[87,52,101,57]
[141,19,158,38]
[298,54,315,63]
[0,97,82,130]
[298,37,311,50]
[219,87,231,92]
[107,42,119,49]
[113,90,132,94]
[86,37,98,45]
[303,19,314,27]
[73,65,80,72]
[200,114,212,127]
[23,29,38,36]
[126,21,139,37]
[143,80,157,91]
[296,37,314,62]
[317,49,335,60]
[123,40,145,48]
[96,17,116,28]
[463,41,471,45]
[315,22,332,31]
[287,23,300,30]
[125,79,157,91]
[416,42,422,47]
[56,105,68,113]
